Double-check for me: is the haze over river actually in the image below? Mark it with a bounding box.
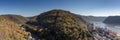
[91,21,120,34]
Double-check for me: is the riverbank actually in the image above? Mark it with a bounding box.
[87,23,120,40]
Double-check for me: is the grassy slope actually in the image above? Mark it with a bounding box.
[0,16,29,40]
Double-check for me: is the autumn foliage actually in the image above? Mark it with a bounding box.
[26,9,94,40]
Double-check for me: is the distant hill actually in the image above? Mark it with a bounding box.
[0,14,28,24]
[0,16,29,40]
[103,16,120,24]
[81,16,106,22]
[25,9,94,40]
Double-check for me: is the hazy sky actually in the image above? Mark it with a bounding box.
[0,0,120,17]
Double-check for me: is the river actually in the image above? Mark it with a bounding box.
[90,21,120,34]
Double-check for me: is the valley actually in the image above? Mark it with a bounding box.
[0,9,120,40]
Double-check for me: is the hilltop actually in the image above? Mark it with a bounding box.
[25,9,94,40]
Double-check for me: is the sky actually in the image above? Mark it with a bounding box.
[0,0,120,17]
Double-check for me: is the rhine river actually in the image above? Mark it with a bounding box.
[91,21,120,34]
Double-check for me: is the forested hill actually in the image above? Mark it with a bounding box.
[0,14,28,24]
[103,16,120,24]
[25,9,94,40]
[81,16,106,22]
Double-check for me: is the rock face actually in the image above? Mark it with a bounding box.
[103,16,120,24]
[0,16,29,40]
[26,9,94,40]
